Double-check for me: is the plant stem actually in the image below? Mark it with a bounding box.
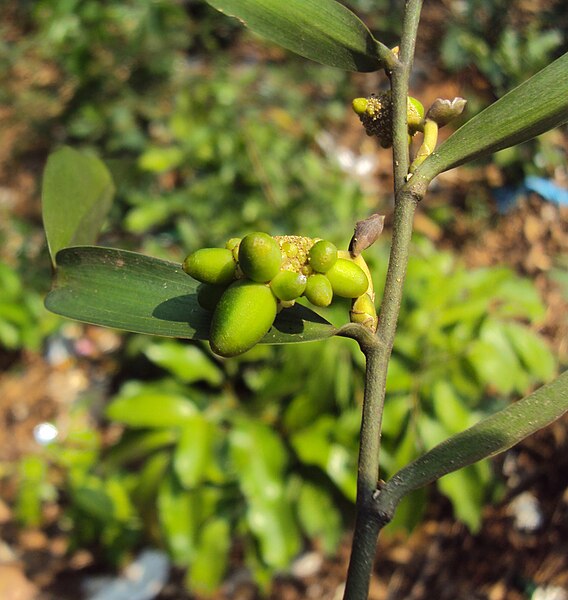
[343,1,424,598]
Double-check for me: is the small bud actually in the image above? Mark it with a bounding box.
[349,214,385,257]
[425,97,467,127]
[407,96,425,134]
[350,293,378,332]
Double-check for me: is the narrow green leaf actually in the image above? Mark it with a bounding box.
[205,0,389,72]
[414,52,568,180]
[188,518,231,593]
[45,246,336,343]
[157,472,199,564]
[296,480,343,555]
[380,370,568,515]
[144,340,223,385]
[42,147,115,266]
[230,420,301,568]
[106,391,197,428]
[174,415,215,489]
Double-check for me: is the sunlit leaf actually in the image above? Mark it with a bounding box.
[106,390,197,428]
[174,415,215,489]
[188,518,231,593]
[42,147,115,266]
[205,0,389,72]
[45,246,337,343]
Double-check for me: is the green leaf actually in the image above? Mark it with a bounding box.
[379,370,568,517]
[144,340,223,385]
[174,415,215,489]
[188,518,231,593]
[437,467,484,532]
[296,480,342,555]
[45,246,336,343]
[205,0,388,72]
[230,420,301,568]
[158,472,199,564]
[414,52,568,179]
[502,322,556,383]
[106,390,197,428]
[467,319,527,394]
[291,416,357,502]
[42,147,115,266]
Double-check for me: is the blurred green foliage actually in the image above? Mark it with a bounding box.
[440,0,566,177]
[5,0,564,594]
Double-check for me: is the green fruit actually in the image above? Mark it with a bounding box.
[304,274,333,307]
[309,240,338,273]
[326,258,368,298]
[352,97,368,116]
[209,280,277,357]
[197,283,227,311]
[270,270,307,301]
[238,232,282,283]
[183,248,236,285]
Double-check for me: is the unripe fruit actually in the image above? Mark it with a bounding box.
[270,270,307,301]
[183,248,236,285]
[197,283,227,311]
[304,274,333,307]
[209,280,277,357]
[238,232,282,283]
[309,240,338,273]
[326,258,368,298]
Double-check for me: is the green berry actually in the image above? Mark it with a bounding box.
[209,280,277,357]
[304,274,333,307]
[326,258,368,298]
[197,283,227,311]
[238,232,282,283]
[183,248,236,285]
[352,98,368,116]
[309,240,338,273]
[270,270,307,301]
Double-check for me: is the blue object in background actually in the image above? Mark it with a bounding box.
[494,176,568,213]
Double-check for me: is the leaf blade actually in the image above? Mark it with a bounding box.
[42,147,115,266]
[414,52,568,179]
[44,246,336,343]
[205,0,387,72]
[380,370,568,514]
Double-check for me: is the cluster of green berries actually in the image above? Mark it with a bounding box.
[352,92,425,147]
[183,232,375,357]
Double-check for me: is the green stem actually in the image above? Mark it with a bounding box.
[343,1,424,599]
